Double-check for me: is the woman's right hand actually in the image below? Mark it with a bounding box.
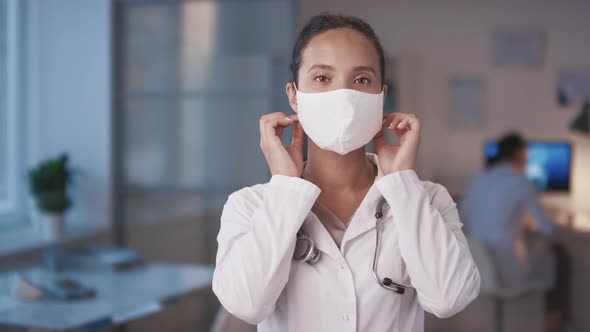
[259,112,304,177]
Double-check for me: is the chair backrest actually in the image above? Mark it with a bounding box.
[210,307,256,332]
[466,236,499,295]
[467,235,551,299]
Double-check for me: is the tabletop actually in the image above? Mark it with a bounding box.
[0,263,214,331]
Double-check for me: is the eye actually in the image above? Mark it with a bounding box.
[354,77,371,84]
[314,75,329,83]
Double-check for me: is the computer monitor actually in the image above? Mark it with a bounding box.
[484,140,572,192]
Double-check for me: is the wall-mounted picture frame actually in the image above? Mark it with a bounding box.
[557,69,590,108]
[492,29,544,67]
[448,76,486,129]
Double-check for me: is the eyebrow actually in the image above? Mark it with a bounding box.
[306,64,377,75]
[306,64,335,73]
[353,65,376,75]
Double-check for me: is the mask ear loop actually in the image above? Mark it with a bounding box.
[293,82,298,92]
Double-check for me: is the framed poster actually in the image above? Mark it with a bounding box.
[492,30,544,67]
[448,76,486,129]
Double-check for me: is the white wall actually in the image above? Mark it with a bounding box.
[297,0,590,195]
[297,2,590,331]
[25,0,112,227]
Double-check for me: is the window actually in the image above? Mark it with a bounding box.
[0,0,25,225]
[118,0,294,224]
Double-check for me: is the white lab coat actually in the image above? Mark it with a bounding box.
[213,153,480,332]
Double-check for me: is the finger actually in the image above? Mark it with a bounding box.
[387,116,403,131]
[389,113,417,130]
[396,118,410,130]
[397,115,419,131]
[383,114,393,127]
[275,116,296,139]
[260,114,293,144]
[373,129,387,152]
[260,112,294,125]
[262,113,295,129]
[382,113,395,127]
[275,114,298,142]
[260,124,276,149]
[277,116,295,127]
[260,112,289,122]
[290,122,304,150]
[408,116,420,131]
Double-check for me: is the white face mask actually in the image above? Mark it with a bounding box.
[294,84,384,155]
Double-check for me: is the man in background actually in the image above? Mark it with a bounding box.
[460,133,570,332]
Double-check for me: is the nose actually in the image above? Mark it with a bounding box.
[333,77,354,91]
[331,77,354,90]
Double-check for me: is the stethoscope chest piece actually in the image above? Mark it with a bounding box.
[293,232,321,264]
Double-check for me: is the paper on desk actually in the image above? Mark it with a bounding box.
[10,274,43,300]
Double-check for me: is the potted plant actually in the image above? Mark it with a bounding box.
[28,154,74,240]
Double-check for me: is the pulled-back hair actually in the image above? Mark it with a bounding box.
[290,13,386,85]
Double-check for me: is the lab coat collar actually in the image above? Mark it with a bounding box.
[301,152,388,260]
[366,152,385,180]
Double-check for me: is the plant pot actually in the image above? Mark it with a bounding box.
[39,212,65,241]
[28,196,42,234]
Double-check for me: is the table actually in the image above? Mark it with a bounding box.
[0,263,214,331]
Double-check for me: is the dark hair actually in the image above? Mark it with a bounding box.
[290,13,386,85]
[498,133,527,162]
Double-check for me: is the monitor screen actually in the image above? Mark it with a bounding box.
[484,141,572,192]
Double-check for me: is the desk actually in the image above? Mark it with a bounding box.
[0,263,214,331]
[540,193,590,232]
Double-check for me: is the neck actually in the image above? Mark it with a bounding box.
[302,142,375,192]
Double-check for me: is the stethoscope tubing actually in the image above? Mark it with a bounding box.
[294,197,413,294]
[372,197,412,294]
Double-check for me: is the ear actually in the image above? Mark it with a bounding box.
[286,82,298,113]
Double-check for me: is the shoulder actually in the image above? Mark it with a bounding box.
[421,180,456,214]
[224,175,321,218]
[223,183,268,217]
[492,167,535,194]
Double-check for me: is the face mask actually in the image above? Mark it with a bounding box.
[294,84,384,155]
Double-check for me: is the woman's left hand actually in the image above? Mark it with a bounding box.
[373,113,421,175]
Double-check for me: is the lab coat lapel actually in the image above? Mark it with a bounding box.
[340,187,386,248]
[341,153,387,248]
[300,153,387,259]
[301,213,343,261]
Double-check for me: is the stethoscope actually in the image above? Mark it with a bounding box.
[292,197,412,294]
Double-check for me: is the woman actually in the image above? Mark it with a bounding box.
[213,13,480,332]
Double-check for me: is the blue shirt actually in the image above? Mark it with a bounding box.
[459,163,555,286]
[460,163,554,244]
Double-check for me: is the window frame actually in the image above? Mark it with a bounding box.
[0,0,25,225]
